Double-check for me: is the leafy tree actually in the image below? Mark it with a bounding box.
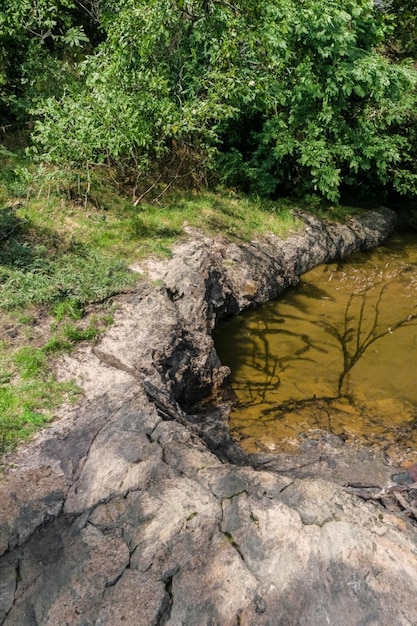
[0,0,98,124]
[218,0,417,200]
[3,0,417,201]
[31,0,277,169]
[376,0,417,200]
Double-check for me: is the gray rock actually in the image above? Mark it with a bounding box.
[3,209,415,626]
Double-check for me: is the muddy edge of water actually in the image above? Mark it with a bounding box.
[215,232,417,464]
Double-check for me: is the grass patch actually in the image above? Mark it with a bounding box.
[166,190,303,241]
[0,239,137,311]
[13,346,46,379]
[0,378,80,455]
[0,312,82,457]
[64,322,100,343]
[0,312,108,455]
[42,336,73,353]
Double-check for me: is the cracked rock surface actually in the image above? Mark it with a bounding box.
[2,208,417,625]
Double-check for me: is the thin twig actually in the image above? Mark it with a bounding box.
[133,173,163,206]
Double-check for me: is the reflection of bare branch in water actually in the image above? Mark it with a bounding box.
[234,268,417,440]
[227,258,417,449]
[231,395,343,444]
[317,280,417,394]
[233,321,282,407]
[260,395,339,418]
[235,315,332,409]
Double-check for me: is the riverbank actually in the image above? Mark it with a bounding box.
[3,207,417,625]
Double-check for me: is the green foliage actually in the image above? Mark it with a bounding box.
[52,298,83,321]
[0,377,79,454]
[42,322,99,352]
[0,146,33,204]
[0,336,78,453]
[385,0,417,59]
[1,0,417,201]
[0,0,94,123]
[24,0,417,202]
[0,207,23,242]
[31,0,287,168]
[0,237,136,311]
[42,336,73,353]
[64,322,100,342]
[13,346,46,379]
[220,0,417,201]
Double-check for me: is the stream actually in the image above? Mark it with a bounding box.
[215,232,417,461]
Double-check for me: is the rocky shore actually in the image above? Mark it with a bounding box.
[3,207,417,625]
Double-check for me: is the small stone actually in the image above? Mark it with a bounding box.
[391,471,413,485]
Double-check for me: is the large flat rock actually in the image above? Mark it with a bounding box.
[3,209,417,625]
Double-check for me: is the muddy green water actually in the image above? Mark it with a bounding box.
[215,233,417,458]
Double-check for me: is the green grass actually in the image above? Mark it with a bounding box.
[13,346,46,379]
[0,236,138,311]
[0,379,80,454]
[0,312,110,455]
[0,144,361,457]
[0,336,80,455]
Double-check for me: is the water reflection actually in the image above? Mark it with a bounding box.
[215,233,417,457]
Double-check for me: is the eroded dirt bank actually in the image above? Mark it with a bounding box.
[2,208,417,625]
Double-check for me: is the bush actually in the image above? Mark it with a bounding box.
[5,0,417,202]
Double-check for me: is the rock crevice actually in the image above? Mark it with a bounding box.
[4,208,417,625]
